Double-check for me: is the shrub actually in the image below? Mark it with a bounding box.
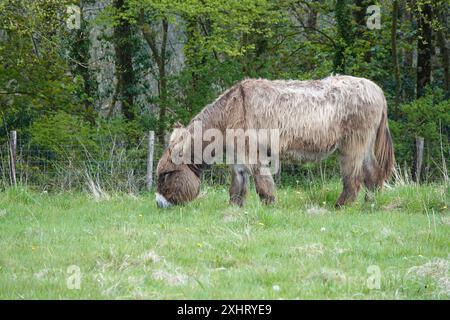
[30,111,95,157]
[390,88,450,180]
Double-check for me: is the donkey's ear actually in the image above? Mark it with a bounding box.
[173,121,184,129]
[169,122,188,145]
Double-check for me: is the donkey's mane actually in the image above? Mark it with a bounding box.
[188,84,240,131]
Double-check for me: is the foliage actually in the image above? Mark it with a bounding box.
[1,0,449,183]
[20,112,146,191]
[390,88,450,178]
[30,111,94,155]
[0,0,84,142]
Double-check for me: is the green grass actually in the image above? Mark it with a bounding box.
[0,182,449,299]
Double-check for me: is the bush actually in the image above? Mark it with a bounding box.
[390,88,450,180]
[30,111,95,158]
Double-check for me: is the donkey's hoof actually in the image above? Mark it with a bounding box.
[334,199,347,209]
[261,196,275,205]
[230,196,244,207]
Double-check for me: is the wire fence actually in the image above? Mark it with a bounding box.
[0,135,141,192]
[0,131,344,193]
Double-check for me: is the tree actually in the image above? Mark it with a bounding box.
[0,0,82,140]
[391,0,402,111]
[125,0,282,141]
[138,9,169,144]
[353,0,372,64]
[434,1,449,96]
[333,0,353,73]
[68,1,98,123]
[112,0,136,121]
[415,0,433,98]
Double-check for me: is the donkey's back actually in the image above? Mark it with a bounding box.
[238,75,385,157]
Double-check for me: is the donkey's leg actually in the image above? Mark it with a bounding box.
[252,166,276,205]
[363,151,380,201]
[229,165,248,206]
[363,133,391,201]
[336,159,362,207]
[336,142,366,208]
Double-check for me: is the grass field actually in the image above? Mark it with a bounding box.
[0,182,449,299]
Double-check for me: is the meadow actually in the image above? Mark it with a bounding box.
[0,181,448,299]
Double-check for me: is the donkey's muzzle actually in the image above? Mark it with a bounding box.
[156,193,172,208]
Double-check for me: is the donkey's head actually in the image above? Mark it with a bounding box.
[155,124,201,208]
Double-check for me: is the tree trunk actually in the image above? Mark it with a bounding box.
[305,4,318,71]
[69,3,97,123]
[334,0,353,73]
[353,0,371,63]
[140,12,169,145]
[157,19,169,145]
[402,7,415,100]
[416,2,433,98]
[186,18,202,118]
[436,29,450,97]
[113,0,135,121]
[435,6,450,97]
[391,0,402,112]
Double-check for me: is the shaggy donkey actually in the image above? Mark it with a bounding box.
[156,75,394,208]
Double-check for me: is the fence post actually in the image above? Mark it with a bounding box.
[146,131,155,191]
[412,136,424,183]
[9,130,17,186]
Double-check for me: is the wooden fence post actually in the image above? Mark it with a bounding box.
[412,136,424,183]
[9,130,17,186]
[146,131,155,191]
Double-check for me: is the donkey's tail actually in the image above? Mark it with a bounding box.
[374,106,395,185]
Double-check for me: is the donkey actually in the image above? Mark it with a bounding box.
[155,75,394,208]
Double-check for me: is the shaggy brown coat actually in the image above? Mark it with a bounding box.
[156,75,394,208]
